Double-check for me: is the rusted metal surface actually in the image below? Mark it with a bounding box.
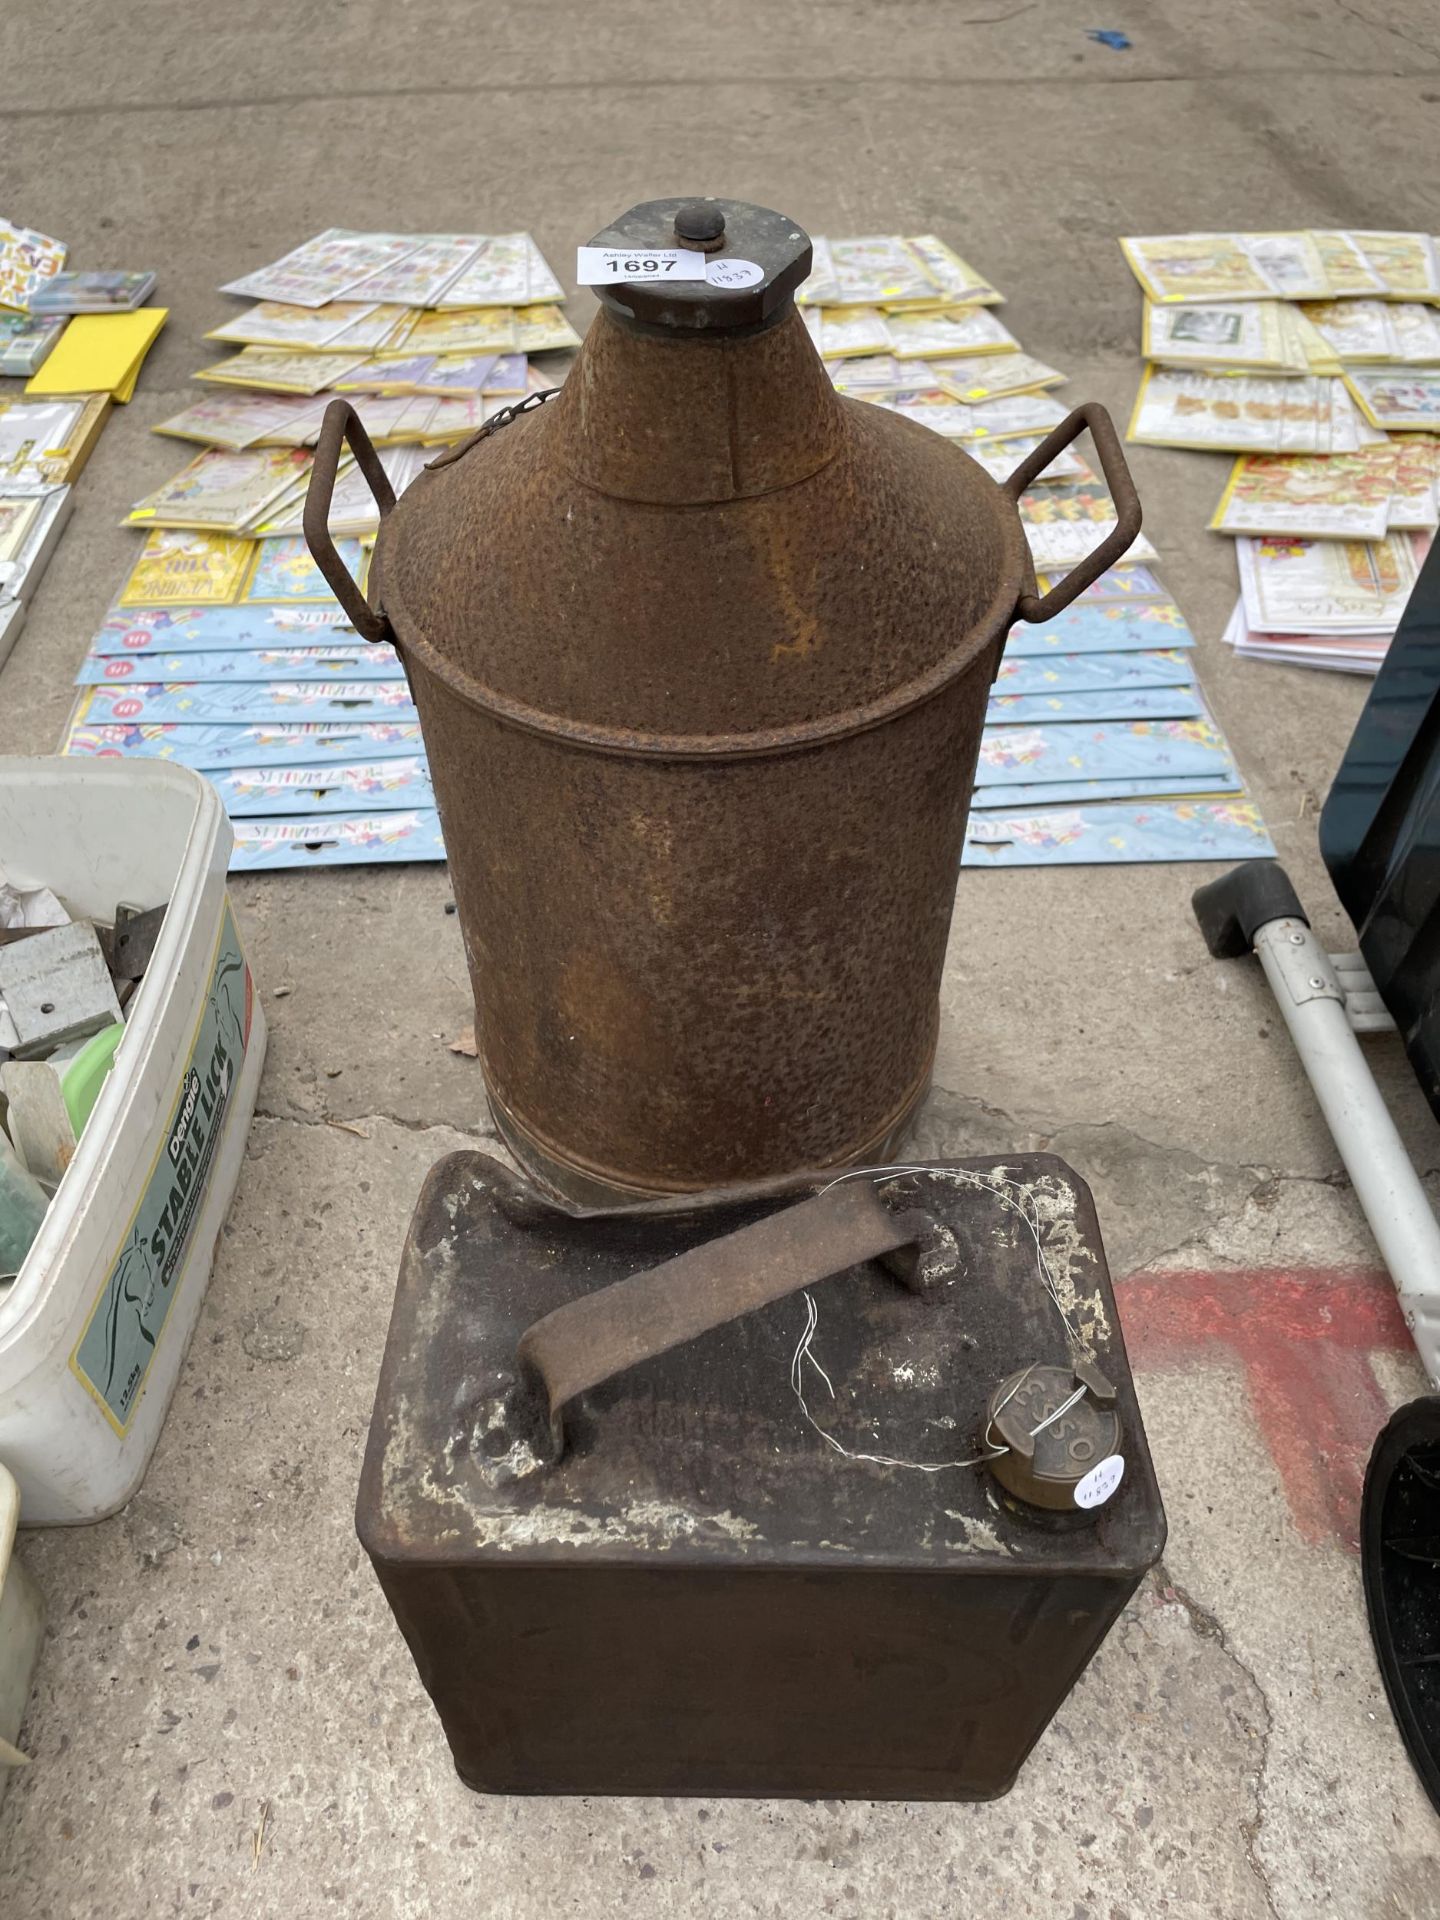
[306,197,1143,1204]
[302,400,394,643]
[514,1180,957,1461]
[357,1151,1166,1798]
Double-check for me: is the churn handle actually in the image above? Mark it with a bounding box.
[1001,402,1142,623]
[302,399,396,644]
[515,1181,954,1461]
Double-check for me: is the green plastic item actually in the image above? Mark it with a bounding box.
[59,1022,125,1136]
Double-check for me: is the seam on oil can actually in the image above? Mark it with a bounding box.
[546,442,849,510]
[423,390,992,513]
[485,1043,937,1201]
[425,389,848,510]
[379,562,1022,761]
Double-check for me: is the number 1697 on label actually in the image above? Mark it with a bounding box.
[576,246,708,286]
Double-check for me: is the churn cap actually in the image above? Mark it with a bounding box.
[586,196,812,336]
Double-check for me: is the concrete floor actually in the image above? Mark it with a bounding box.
[4,1,1440,1913]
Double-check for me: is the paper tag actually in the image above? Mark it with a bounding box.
[576,246,707,286]
[1074,1454,1125,1509]
[706,257,765,289]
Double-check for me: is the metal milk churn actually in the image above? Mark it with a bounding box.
[305,197,1141,1207]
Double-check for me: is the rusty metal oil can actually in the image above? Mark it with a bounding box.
[306,200,1141,1207]
[357,1152,1165,1799]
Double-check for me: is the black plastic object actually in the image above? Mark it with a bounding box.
[1362,1394,1440,1814]
[674,202,725,244]
[1320,534,1440,1114]
[585,197,812,336]
[359,1151,1166,1800]
[1192,860,1309,958]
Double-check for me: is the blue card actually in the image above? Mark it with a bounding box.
[987,687,1203,725]
[1004,600,1194,656]
[62,717,425,770]
[993,649,1195,696]
[241,536,363,605]
[1033,563,1166,602]
[70,680,417,726]
[972,772,1241,809]
[962,800,1275,866]
[76,645,405,685]
[88,604,353,654]
[229,810,447,871]
[207,757,434,816]
[975,717,1236,788]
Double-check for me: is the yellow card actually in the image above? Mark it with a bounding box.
[195,348,366,395]
[1208,446,1396,540]
[1311,232,1386,298]
[26,308,168,401]
[514,305,583,353]
[0,391,109,483]
[1343,232,1440,301]
[118,529,256,606]
[931,351,1065,404]
[897,236,1002,309]
[1122,234,1327,303]
[394,307,518,357]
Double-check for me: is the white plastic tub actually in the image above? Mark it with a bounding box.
[0,1462,42,1798]
[0,758,267,1523]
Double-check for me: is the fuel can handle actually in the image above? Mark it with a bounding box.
[303,399,396,645]
[1002,402,1142,624]
[514,1180,958,1463]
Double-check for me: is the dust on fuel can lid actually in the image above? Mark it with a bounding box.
[584,197,813,336]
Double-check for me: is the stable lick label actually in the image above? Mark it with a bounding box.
[72,902,253,1433]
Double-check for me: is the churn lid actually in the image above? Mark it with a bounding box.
[585,197,812,335]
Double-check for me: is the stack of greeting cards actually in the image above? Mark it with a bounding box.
[0,217,73,661]
[0,214,170,664]
[147,230,578,462]
[61,526,438,873]
[59,230,582,871]
[0,217,166,401]
[1223,532,1429,673]
[797,233,1269,866]
[0,384,107,669]
[965,562,1273,868]
[1120,229,1440,674]
[800,234,1161,582]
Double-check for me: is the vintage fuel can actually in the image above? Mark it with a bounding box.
[306,200,1141,1206]
[358,1152,1166,1799]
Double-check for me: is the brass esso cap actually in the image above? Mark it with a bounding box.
[984,1360,1124,1513]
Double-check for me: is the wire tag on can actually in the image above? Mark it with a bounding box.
[1074,1454,1126,1509]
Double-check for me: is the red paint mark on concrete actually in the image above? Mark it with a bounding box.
[1117,1268,1411,1551]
